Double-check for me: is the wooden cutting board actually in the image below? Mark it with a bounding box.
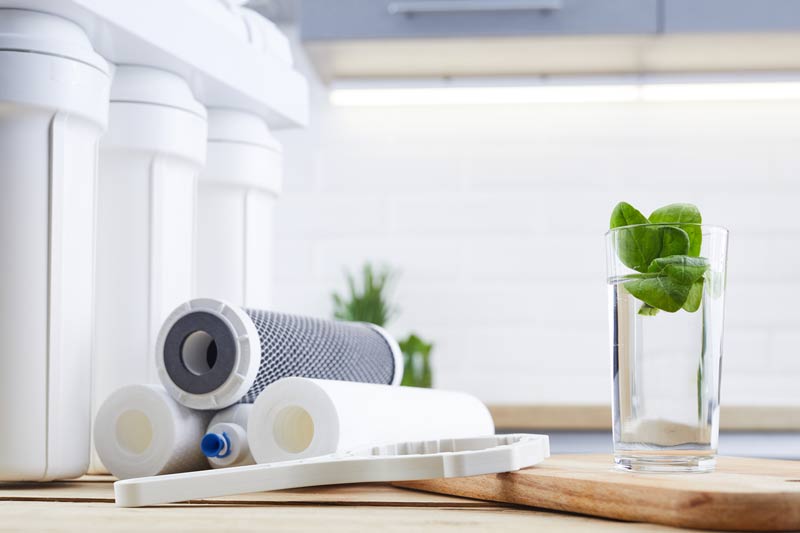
[395,454,800,532]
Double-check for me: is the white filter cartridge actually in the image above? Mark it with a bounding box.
[248,378,495,464]
[202,404,254,468]
[94,385,213,479]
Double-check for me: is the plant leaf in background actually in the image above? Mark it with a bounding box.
[331,263,396,327]
[331,262,434,388]
[398,333,433,388]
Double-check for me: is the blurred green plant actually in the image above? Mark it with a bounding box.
[398,334,433,388]
[331,262,433,388]
[332,263,396,326]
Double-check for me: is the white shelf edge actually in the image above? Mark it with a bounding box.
[0,0,308,129]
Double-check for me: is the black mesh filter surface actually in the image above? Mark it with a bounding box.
[239,309,397,403]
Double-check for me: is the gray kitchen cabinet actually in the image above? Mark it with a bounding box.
[299,0,660,41]
[298,0,800,80]
[663,0,800,33]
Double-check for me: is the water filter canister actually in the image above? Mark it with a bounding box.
[155,298,404,409]
[0,9,110,481]
[91,65,207,474]
[94,385,213,480]
[202,404,254,468]
[196,109,282,309]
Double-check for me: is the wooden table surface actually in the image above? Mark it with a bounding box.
[0,475,724,532]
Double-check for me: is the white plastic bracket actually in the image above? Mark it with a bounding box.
[115,433,550,507]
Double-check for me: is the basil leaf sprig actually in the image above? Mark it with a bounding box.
[610,202,708,315]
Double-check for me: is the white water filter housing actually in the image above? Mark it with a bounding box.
[0,9,109,480]
[197,109,282,308]
[92,66,207,472]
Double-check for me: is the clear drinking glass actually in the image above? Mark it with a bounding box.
[606,224,728,473]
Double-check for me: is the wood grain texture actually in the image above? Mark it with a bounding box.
[0,479,490,507]
[0,500,719,532]
[396,454,800,532]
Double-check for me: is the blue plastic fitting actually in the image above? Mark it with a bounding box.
[201,432,228,458]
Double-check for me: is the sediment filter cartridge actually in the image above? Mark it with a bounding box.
[156,299,403,409]
[94,385,212,479]
[247,377,495,464]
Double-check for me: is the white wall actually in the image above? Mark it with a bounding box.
[273,35,800,406]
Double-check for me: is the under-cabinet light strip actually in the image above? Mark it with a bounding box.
[329,80,800,107]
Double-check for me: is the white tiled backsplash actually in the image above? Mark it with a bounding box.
[273,32,800,406]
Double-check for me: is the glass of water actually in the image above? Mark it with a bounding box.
[606,224,728,472]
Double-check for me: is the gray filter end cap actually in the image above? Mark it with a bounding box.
[155,299,261,410]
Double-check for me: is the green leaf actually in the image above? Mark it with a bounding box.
[659,226,690,257]
[626,255,709,313]
[399,333,433,388]
[331,263,396,326]
[625,275,692,312]
[615,226,662,272]
[610,201,649,228]
[682,279,704,312]
[638,303,660,316]
[610,202,708,314]
[610,202,691,272]
[610,202,660,272]
[647,255,708,285]
[650,203,703,257]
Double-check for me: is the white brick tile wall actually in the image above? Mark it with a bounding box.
[314,145,468,193]
[390,282,606,329]
[390,193,547,234]
[726,234,800,283]
[723,328,771,373]
[722,375,800,406]
[271,34,800,406]
[273,238,315,282]
[275,194,391,237]
[770,331,800,372]
[464,235,605,280]
[271,281,332,317]
[725,283,800,327]
[438,372,614,405]
[314,237,465,283]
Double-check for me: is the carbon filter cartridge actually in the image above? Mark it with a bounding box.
[156,299,403,410]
